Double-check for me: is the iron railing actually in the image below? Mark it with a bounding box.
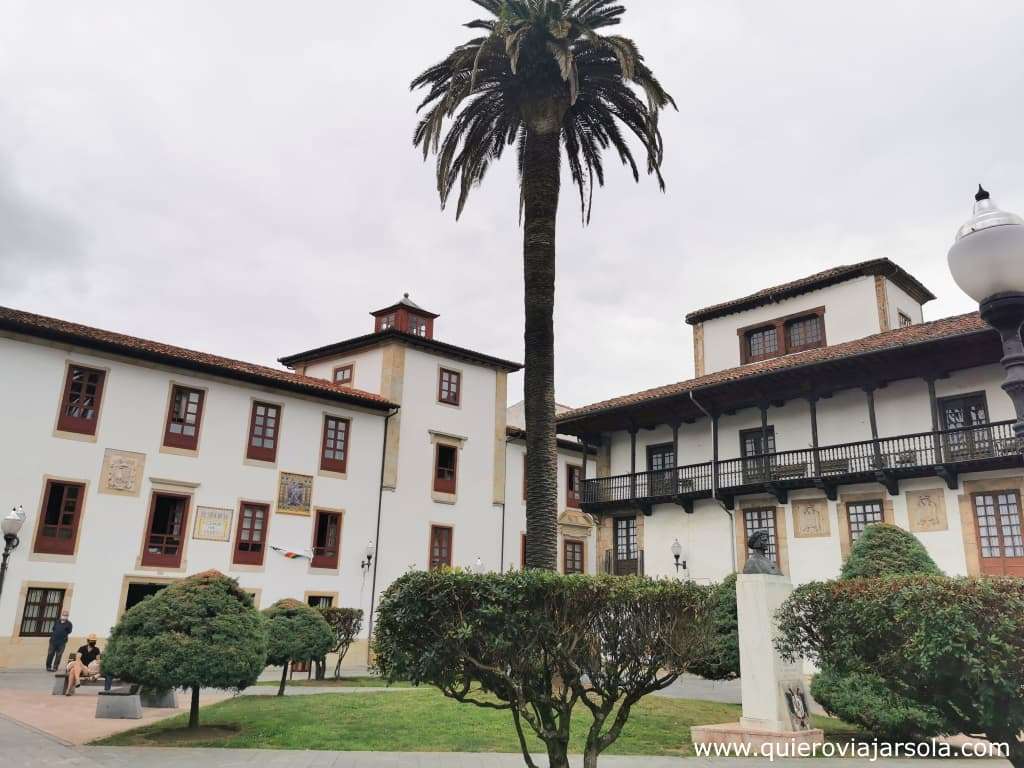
[582,420,1019,507]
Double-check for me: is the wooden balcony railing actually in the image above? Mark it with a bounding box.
[602,549,644,576]
[582,420,1020,508]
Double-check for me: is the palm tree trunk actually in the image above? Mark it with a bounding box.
[522,127,561,571]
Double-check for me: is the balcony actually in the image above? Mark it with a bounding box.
[602,549,644,576]
[582,420,1022,512]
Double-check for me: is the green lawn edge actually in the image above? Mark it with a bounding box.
[94,689,857,756]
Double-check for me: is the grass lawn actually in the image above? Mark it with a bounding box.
[255,676,412,688]
[95,689,857,755]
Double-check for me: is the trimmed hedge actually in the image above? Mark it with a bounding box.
[777,575,1024,766]
[689,573,739,681]
[840,523,942,579]
[263,599,334,696]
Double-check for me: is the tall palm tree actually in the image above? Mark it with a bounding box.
[413,0,674,570]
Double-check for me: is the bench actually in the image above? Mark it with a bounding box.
[52,673,118,695]
[96,685,142,719]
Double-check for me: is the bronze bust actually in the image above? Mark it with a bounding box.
[743,529,782,575]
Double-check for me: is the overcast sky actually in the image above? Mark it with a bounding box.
[2,1,1023,408]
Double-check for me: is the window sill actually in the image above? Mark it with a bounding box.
[159,445,199,458]
[243,458,277,470]
[431,491,457,505]
[28,551,77,564]
[318,469,348,481]
[52,428,97,443]
[133,558,188,574]
[229,563,266,573]
[307,566,341,576]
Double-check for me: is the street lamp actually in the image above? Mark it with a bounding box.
[360,540,375,573]
[1,506,26,603]
[948,186,1024,438]
[670,538,686,573]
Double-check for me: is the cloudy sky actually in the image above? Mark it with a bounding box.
[2,1,1023,408]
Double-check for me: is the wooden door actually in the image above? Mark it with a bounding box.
[613,516,638,575]
[972,491,1024,576]
[940,393,991,461]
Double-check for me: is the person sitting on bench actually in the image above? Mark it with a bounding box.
[64,634,102,694]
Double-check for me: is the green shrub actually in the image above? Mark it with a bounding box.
[777,575,1024,767]
[102,570,266,728]
[263,599,334,696]
[840,523,942,579]
[810,666,946,739]
[315,607,364,680]
[689,573,739,681]
[373,569,712,768]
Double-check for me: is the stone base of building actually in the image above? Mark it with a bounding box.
[691,722,824,751]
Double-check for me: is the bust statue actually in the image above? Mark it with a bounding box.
[743,529,782,575]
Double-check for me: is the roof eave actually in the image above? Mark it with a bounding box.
[2,319,397,412]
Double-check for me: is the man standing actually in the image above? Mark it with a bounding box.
[46,610,72,672]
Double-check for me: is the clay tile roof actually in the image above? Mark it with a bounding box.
[0,305,397,411]
[684,258,936,325]
[558,312,988,424]
[370,293,440,319]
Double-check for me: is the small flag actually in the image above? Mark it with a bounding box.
[271,546,311,561]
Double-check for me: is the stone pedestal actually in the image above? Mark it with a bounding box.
[691,573,823,750]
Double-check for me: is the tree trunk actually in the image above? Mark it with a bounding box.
[521,127,561,571]
[188,686,200,729]
[544,739,571,768]
[277,664,288,697]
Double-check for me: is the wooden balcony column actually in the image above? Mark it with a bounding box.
[628,424,639,501]
[808,396,821,475]
[925,378,944,463]
[864,386,882,459]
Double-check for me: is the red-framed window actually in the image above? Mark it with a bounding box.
[376,312,396,332]
[566,465,582,509]
[430,525,453,570]
[563,539,584,574]
[19,587,66,637]
[972,491,1024,576]
[141,492,190,568]
[311,510,341,569]
[246,402,280,462]
[434,444,458,494]
[56,365,105,436]
[786,315,823,351]
[233,502,269,566]
[320,415,350,473]
[438,368,460,406]
[163,386,204,450]
[333,365,354,386]
[33,481,85,556]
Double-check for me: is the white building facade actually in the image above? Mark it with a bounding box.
[0,298,594,669]
[558,258,1024,586]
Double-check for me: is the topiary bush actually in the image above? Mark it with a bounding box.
[810,667,946,740]
[373,569,712,768]
[102,570,267,728]
[840,523,942,579]
[263,599,334,696]
[689,573,739,681]
[776,575,1024,767]
[800,523,945,739]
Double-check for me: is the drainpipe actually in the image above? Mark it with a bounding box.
[688,391,737,574]
[366,407,399,666]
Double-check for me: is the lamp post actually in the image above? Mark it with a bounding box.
[1,506,26,604]
[360,540,375,573]
[949,186,1024,439]
[670,538,686,574]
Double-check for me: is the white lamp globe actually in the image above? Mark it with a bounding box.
[2,506,25,537]
[948,187,1024,303]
